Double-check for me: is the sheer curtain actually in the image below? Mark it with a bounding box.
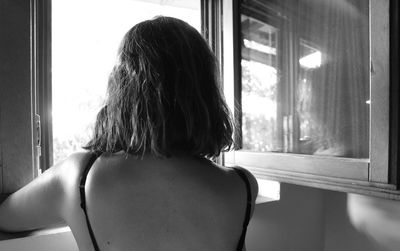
[295,0,369,158]
[240,0,369,158]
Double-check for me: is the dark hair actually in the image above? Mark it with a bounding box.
[84,16,233,158]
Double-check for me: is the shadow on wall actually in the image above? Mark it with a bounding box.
[347,192,400,251]
[245,182,393,251]
[323,190,381,251]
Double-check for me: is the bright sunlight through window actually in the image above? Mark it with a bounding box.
[52,0,200,164]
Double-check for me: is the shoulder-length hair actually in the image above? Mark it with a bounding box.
[84,16,234,158]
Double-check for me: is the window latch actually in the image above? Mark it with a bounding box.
[35,114,42,175]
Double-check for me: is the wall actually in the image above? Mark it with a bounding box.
[323,190,400,251]
[0,0,36,194]
[247,183,400,251]
[246,183,325,251]
[322,191,381,251]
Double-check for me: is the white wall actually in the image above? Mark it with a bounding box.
[322,191,381,251]
[247,183,400,251]
[248,184,400,251]
[246,183,325,251]
[323,190,400,251]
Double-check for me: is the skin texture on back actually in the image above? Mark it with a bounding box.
[72,152,256,251]
[0,152,256,251]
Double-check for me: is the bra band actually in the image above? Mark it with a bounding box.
[79,152,101,251]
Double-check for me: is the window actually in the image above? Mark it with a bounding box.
[239,0,369,158]
[222,0,399,199]
[51,0,201,164]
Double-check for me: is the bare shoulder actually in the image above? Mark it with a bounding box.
[214,163,258,203]
[53,152,98,217]
[0,152,95,232]
[55,152,94,183]
[54,152,96,203]
[229,166,258,201]
[57,151,94,169]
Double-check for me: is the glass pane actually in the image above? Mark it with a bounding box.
[52,0,200,164]
[240,0,369,158]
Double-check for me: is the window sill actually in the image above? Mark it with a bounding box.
[255,178,280,204]
[0,225,70,242]
[256,195,279,204]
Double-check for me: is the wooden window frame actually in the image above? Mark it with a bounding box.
[39,0,214,171]
[222,0,400,199]
[0,0,48,194]
[33,0,53,173]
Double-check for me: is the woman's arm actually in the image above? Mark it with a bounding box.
[0,159,68,232]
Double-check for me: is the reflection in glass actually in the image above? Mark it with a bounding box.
[240,0,369,158]
[241,17,279,152]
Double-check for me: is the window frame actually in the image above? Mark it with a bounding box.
[39,0,212,171]
[16,0,400,199]
[34,0,53,173]
[0,0,44,194]
[222,0,400,199]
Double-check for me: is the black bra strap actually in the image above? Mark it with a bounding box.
[232,167,253,251]
[79,152,101,251]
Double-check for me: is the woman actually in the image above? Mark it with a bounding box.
[0,16,258,251]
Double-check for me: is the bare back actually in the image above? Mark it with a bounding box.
[62,152,256,251]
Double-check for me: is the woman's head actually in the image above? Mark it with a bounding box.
[85,16,233,158]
